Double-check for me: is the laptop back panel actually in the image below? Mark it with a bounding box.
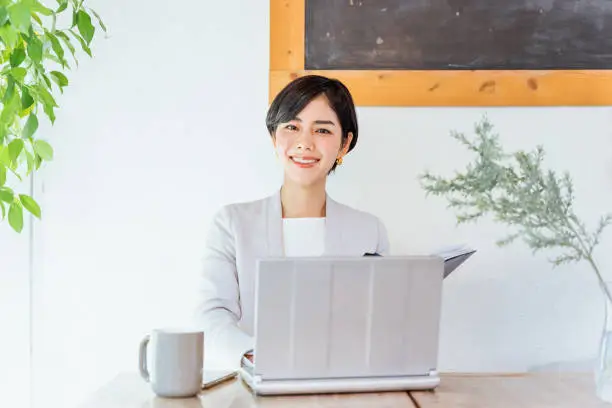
[253,257,443,381]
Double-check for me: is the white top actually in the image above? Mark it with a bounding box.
[282,217,326,257]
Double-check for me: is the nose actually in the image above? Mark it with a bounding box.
[295,128,314,150]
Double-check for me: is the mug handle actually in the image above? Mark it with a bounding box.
[139,334,150,382]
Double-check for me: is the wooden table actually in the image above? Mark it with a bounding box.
[411,373,612,407]
[78,372,612,408]
[77,372,416,407]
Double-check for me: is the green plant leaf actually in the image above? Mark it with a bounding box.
[69,28,91,56]
[22,113,37,138]
[24,149,33,173]
[76,10,94,44]
[8,2,32,33]
[35,83,57,123]
[47,32,66,66]
[34,139,53,160]
[10,45,26,67]
[19,193,40,218]
[44,52,62,65]
[26,149,41,172]
[41,73,52,90]
[5,164,21,181]
[55,0,67,11]
[50,70,68,89]
[0,25,19,48]
[36,83,57,106]
[19,105,33,118]
[31,11,41,26]
[1,47,10,62]
[27,35,43,63]
[0,187,12,203]
[8,201,23,232]
[8,138,24,162]
[0,165,5,186]
[0,145,9,166]
[34,152,41,169]
[3,76,15,103]
[0,201,5,220]
[21,86,33,110]
[0,6,8,26]
[1,85,20,124]
[10,66,27,83]
[54,30,71,43]
[89,8,106,32]
[32,1,53,16]
[43,103,55,123]
[55,30,78,65]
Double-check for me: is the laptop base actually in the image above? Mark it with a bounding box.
[239,369,440,396]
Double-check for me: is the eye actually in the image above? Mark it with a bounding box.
[315,128,331,134]
[285,124,298,131]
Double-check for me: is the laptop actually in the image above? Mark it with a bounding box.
[238,256,444,395]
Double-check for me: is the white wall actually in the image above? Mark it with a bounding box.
[0,178,31,408]
[31,0,612,407]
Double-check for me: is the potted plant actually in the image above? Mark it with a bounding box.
[0,0,105,233]
[419,116,612,401]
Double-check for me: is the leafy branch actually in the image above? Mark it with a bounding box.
[0,0,105,232]
[419,116,612,302]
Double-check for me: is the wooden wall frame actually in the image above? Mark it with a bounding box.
[270,0,612,107]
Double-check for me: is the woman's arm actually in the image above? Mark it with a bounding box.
[194,206,254,369]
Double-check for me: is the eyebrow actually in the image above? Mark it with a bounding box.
[292,117,336,126]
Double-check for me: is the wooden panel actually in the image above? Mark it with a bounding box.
[270,0,305,70]
[269,0,612,106]
[270,69,612,107]
[411,373,611,408]
[304,0,612,71]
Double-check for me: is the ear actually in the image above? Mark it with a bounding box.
[339,132,353,157]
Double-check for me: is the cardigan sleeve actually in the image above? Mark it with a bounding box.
[194,205,254,369]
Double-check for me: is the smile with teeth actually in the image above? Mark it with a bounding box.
[291,157,319,164]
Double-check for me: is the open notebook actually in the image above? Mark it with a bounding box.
[433,244,476,278]
[365,244,476,278]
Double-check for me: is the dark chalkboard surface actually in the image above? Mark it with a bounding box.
[305,0,612,70]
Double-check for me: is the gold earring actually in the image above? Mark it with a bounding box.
[336,157,343,166]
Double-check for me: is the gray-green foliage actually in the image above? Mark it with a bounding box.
[420,116,612,300]
[0,0,105,233]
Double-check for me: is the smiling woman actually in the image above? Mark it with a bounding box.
[266,74,358,177]
[195,74,389,369]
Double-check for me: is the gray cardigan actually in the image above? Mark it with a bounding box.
[195,189,389,369]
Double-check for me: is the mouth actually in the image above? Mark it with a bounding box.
[290,156,320,168]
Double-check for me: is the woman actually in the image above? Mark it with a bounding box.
[196,74,389,370]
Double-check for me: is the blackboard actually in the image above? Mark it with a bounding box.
[305,0,612,70]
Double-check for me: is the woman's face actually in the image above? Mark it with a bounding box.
[273,95,352,187]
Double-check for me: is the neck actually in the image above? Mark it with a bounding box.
[280,180,326,218]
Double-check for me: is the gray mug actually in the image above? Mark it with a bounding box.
[139,328,204,398]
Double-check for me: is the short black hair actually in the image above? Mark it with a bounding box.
[265,75,358,173]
